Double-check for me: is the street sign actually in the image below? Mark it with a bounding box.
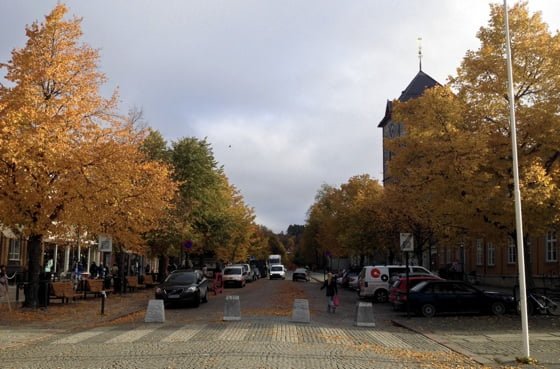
[98,234,112,252]
[400,233,414,252]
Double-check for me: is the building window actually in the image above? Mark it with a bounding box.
[546,231,557,262]
[8,238,21,261]
[487,243,495,266]
[507,237,517,264]
[476,239,483,266]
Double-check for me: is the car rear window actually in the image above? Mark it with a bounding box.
[224,267,242,275]
[411,266,431,274]
[166,272,197,284]
[271,266,283,271]
[410,281,429,292]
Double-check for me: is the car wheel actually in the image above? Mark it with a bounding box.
[421,303,436,317]
[202,289,208,303]
[491,301,506,315]
[374,289,389,303]
[548,301,560,316]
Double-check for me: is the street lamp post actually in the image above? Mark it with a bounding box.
[504,0,530,360]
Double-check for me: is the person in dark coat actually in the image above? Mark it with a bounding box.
[320,272,338,313]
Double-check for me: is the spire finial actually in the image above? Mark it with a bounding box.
[417,37,423,71]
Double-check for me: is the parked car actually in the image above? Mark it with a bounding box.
[389,274,443,310]
[408,280,516,317]
[339,270,360,290]
[154,270,208,307]
[269,264,286,280]
[222,266,246,288]
[232,263,255,282]
[292,268,309,282]
[358,265,434,302]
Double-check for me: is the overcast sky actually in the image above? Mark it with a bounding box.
[1,1,559,233]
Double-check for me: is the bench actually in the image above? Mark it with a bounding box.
[83,279,106,299]
[50,281,81,304]
[126,276,145,292]
[143,274,158,288]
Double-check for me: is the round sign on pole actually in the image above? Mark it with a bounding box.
[183,240,193,251]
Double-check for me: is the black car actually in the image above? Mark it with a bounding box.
[155,270,209,307]
[408,280,516,317]
[292,268,309,282]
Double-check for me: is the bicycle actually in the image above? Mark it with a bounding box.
[513,285,560,316]
[525,291,560,316]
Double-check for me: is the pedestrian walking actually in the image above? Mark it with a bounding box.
[320,272,338,313]
[0,265,11,311]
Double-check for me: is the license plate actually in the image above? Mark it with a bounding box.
[167,295,180,299]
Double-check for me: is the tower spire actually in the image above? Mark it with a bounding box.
[417,37,423,71]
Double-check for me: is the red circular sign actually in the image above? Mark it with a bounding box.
[370,268,381,278]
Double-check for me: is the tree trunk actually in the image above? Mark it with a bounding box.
[158,254,167,282]
[119,250,126,294]
[24,234,43,308]
[523,234,536,290]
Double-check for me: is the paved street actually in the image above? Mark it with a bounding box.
[0,273,559,368]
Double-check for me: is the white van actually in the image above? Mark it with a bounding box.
[232,263,254,282]
[358,265,434,302]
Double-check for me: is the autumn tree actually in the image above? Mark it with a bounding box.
[137,135,257,267]
[303,175,385,267]
[389,2,560,283]
[303,184,343,268]
[0,5,175,306]
[335,175,385,265]
[141,130,183,273]
[388,86,486,263]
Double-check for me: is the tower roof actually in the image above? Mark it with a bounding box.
[398,70,439,102]
[377,70,440,128]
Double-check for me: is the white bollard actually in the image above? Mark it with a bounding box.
[224,295,241,321]
[291,298,310,323]
[355,301,375,327]
[144,299,165,323]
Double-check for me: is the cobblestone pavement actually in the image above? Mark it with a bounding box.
[1,278,559,368]
[393,315,560,369]
[0,319,484,369]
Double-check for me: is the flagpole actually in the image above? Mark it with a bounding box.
[503,0,530,359]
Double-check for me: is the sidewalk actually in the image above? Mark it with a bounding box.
[393,316,560,368]
[0,284,153,330]
[311,271,560,368]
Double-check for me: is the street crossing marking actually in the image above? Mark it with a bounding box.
[219,327,248,341]
[368,331,412,349]
[272,324,298,343]
[46,324,438,351]
[52,330,105,344]
[106,327,156,343]
[319,327,350,345]
[161,325,205,342]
